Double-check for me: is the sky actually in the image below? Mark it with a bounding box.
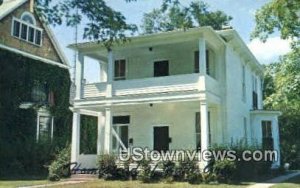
[51,0,291,83]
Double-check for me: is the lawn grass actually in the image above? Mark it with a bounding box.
[272,174,300,188]
[0,179,50,188]
[50,179,251,188]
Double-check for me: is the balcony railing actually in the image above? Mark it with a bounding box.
[83,73,219,99]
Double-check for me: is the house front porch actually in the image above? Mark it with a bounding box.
[71,100,224,169]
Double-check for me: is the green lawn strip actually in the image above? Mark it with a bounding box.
[271,174,300,188]
[50,179,251,188]
[0,180,50,188]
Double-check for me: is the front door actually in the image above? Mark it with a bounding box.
[153,126,169,152]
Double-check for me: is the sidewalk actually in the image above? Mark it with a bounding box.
[247,171,300,188]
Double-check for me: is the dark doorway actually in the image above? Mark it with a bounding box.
[154,60,169,77]
[153,126,169,152]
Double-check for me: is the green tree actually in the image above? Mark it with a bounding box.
[251,0,300,49]
[263,51,300,169]
[141,0,232,34]
[35,0,137,48]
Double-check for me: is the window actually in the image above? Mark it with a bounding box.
[194,51,199,73]
[21,12,36,25]
[208,111,211,145]
[114,59,126,80]
[112,115,130,151]
[37,115,53,142]
[243,117,248,144]
[242,65,246,102]
[206,50,210,75]
[11,13,42,46]
[31,82,49,103]
[252,75,258,109]
[195,112,201,150]
[262,121,272,138]
[21,23,28,40]
[261,120,273,150]
[195,111,211,150]
[12,20,20,37]
[154,60,169,77]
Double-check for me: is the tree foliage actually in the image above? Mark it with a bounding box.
[263,50,300,169]
[251,0,300,49]
[141,0,232,34]
[35,0,137,49]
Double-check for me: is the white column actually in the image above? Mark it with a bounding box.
[200,101,209,152]
[75,54,84,100]
[104,108,112,154]
[106,50,114,97]
[199,38,206,75]
[272,117,281,168]
[97,111,105,155]
[71,112,80,163]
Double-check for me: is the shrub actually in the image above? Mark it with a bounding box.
[48,145,71,181]
[162,161,175,178]
[98,154,118,180]
[137,159,153,183]
[172,160,202,184]
[212,158,236,183]
[210,143,273,181]
[97,154,134,180]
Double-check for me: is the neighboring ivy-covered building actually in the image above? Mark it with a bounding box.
[0,0,71,176]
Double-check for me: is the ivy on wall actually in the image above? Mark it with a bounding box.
[0,49,72,177]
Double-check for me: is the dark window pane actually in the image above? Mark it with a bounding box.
[21,24,27,40]
[13,20,20,37]
[28,27,35,43]
[195,112,201,150]
[35,30,41,45]
[120,126,128,148]
[194,51,199,73]
[114,59,126,80]
[154,60,169,77]
[113,116,130,124]
[206,50,210,75]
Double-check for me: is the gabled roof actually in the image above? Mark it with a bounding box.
[0,0,27,20]
[0,0,69,68]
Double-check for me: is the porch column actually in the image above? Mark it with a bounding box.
[199,38,207,75]
[200,101,209,160]
[75,53,84,100]
[106,50,114,97]
[104,108,112,154]
[272,117,280,168]
[97,112,105,155]
[71,112,80,163]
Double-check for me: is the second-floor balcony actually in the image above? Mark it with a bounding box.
[82,73,220,99]
[70,27,225,102]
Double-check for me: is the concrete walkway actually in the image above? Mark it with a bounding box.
[247,171,300,188]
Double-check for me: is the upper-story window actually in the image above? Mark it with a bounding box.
[252,75,258,109]
[154,60,169,77]
[12,12,43,46]
[114,59,126,80]
[194,49,216,78]
[242,65,246,102]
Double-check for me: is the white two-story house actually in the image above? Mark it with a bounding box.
[69,27,281,168]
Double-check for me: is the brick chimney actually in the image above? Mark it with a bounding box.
[29,0,34,12]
